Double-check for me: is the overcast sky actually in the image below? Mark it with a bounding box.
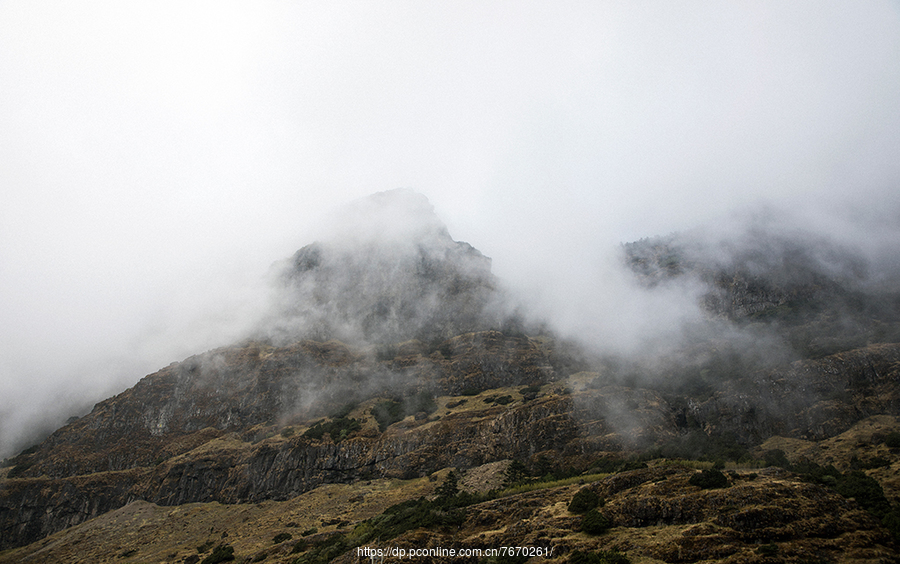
[2,1,900,456]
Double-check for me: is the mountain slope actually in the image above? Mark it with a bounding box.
[3,192,900,560]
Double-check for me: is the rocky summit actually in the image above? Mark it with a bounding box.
[2,192,900,563]
[261,189,505,345]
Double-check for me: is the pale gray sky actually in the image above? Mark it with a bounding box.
[2,1,899,456]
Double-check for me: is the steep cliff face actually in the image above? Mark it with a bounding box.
[0,330,566,549]
[8,331,556,482]
[686,342,900,443]
[0,392,579,549]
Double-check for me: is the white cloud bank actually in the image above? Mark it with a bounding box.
[1,1,899,457]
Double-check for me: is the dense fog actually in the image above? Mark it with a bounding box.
[2,1,899,458]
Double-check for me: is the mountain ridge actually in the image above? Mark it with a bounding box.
[3,191,900,561]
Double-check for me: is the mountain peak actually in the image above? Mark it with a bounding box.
[260,190,502,345]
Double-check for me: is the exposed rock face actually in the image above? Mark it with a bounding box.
[0,331,565,549]
[9,331,557,481]
[622,227,900,358]
[263,189,504,344]
[691,343,900,442]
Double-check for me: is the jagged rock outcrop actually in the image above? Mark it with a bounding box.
[0,330,564,549]
[9,331,556,481]
[0,392,578,549]
[263,189,506,344]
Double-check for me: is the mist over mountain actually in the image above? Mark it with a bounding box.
[623,208,900,355]
[3,189,900,560]
[258,190,510,346]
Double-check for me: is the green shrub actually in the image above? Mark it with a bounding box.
[580,509,611,535]
[291,534,347,564]
[436,471,460,500]
[7,461,33,478]
[371,393,437,432]
[272,532,292,544]
[331,402,358,419]
[689,468,729,489]
[568,488,601,514]
[850,455,891,470]
[757,544,778,556]
[519,384,542,401]
[882,507,900,541]
[375,345,398,361]
[503,460,529,487]
[884,431,900,448]
[303,417,361,443]
[201,544,234,564]
[352,496,468,545]
[833,471,891,517]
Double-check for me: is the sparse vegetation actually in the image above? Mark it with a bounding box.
[372,400,405,432]
[200,544,234,564]
[289,533,347,564]
[580,509,612,535]
[503,460,529,487]
[347,472,483,548]
[371,391,438,432]
[688,468,729,489]
[883,430,900,448]
[302,417,361,443]
[568,488,601,514]
[272,532,292,544]
[482,394,513,405]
